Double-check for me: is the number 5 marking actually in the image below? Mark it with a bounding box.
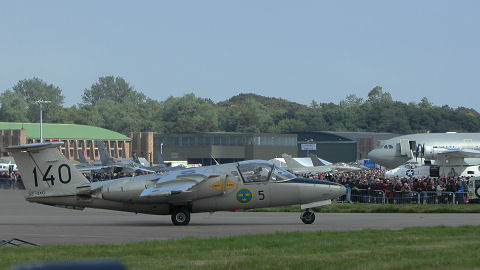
[258,190,265,200]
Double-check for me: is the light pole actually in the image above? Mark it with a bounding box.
[35,99,51,143]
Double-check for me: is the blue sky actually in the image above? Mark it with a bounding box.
[1,1,479,111]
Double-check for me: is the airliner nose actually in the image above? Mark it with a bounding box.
[367,149,381,163]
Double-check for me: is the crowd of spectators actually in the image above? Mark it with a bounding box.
[0,171,23,189]
[83,171,151,182]
[294,169,471,204]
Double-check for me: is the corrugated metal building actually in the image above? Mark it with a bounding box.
[153,132,298,166]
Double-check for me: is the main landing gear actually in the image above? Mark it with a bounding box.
[171,208,191,226]
[300,209,315,224]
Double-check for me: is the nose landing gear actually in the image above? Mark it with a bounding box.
[300,209,315,224]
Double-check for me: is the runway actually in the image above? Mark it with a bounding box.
[1,190,480,245]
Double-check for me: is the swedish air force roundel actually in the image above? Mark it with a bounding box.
[235,187,254,204]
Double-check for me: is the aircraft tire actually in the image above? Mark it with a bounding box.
[300,209,315,224]
[171,209,191,226]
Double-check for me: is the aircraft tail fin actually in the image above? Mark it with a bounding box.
[310,154,328,166]
[6,142,90,195]
[96,140,114,166]
[281,154,305,169]
[77,149,89,165]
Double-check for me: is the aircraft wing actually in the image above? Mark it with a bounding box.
[139,181,197,197]
[139,173,238,201]
[76,165,112,173]
[112,164,156,174]
[437,149,480,159]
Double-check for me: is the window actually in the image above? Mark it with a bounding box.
[270,166,295,182]
[238,162,273,183]
[110,141,116,147]
[388,145,394,149]
[87,140,92,147]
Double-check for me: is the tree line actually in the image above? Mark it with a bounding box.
[1,77,479,135]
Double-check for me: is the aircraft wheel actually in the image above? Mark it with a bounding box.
[300,209,315,224]
[171,209,191,226]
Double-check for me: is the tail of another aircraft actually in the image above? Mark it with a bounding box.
[281,154,306,169]
[96,140,114,166]
[6,142,90,196]
[310,154,329,166]
[78,149,89,165]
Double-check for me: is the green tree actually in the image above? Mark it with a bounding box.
[162,94,218,133]
[11,78,65,123]
[82,76,146,106]
[0,90,29,122]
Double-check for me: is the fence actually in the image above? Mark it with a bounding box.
[339,189,469,205]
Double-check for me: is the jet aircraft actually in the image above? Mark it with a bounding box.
[75,149,110,173]
[368,132,480,177]
[282,154,360,174]
[7,142,345,225]
[96,141,156,174]
[310,154,361,172]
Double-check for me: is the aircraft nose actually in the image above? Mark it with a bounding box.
[367,149,380,163]
[335,185,346,198]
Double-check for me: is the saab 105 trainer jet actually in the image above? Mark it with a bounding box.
[7,142,345,225]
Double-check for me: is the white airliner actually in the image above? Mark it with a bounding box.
[368,132,480,178]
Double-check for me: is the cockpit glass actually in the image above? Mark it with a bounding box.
[384,145,388,149]
[270,166,295,182]
[388,145,393,149]
[237,163,273,183]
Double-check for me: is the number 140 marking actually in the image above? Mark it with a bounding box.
[32,164,72,187]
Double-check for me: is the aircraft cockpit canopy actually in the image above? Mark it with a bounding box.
[237,160,295,183]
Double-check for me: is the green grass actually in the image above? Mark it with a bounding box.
[1,226,480,270]
[250,203,480,213]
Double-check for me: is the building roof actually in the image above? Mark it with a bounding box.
[292,131,400,142]
[319,131,400,141]
[0,122,130,140]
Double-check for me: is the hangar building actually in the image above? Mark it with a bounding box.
[294,131,400,162]
[147,132,298,166]
[0,122,131,160]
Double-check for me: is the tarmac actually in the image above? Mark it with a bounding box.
[1,189,480,245]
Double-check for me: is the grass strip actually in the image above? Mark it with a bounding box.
[250,203,480,213]
[1,226,479,270]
